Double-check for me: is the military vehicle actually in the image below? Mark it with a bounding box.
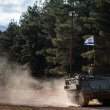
[64,73,110,106]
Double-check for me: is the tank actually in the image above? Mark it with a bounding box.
[64,73,110,106]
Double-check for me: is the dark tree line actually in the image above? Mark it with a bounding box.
[0,0,110,77]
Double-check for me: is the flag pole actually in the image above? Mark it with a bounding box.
[84,35,95,65]
[93,44,95,66]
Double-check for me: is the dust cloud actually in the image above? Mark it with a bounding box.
[0,56,75,107]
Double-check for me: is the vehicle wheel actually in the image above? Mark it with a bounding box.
[78,92,89,107]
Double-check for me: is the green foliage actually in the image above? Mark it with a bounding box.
[81,0,110,73]
[0,20,19,58]
[81,50,94,60]
[0,0,110,77]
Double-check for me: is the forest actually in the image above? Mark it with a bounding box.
[0,0,110,78]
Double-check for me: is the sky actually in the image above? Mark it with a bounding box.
[0,0,44,26]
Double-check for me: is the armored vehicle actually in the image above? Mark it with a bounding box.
[64,73,110,106]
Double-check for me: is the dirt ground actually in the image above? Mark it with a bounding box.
[0,89,109,110]
[0,104,94,110]
[0,82,109,110]
[2,103,110,110]
[0,104,110,110]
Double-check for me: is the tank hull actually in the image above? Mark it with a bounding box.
[64,74,110,106]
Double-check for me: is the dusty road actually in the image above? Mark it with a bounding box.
[0,104,110,110]
[0,59,109,110]
[0,88,110,110]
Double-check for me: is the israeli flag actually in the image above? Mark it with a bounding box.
[84,36,94,45]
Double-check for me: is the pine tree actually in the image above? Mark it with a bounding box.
[81,0,110,73]
[90,0,110,73]
[44,0,83,75]
[0,20,19,60]
[19,4,47,77]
